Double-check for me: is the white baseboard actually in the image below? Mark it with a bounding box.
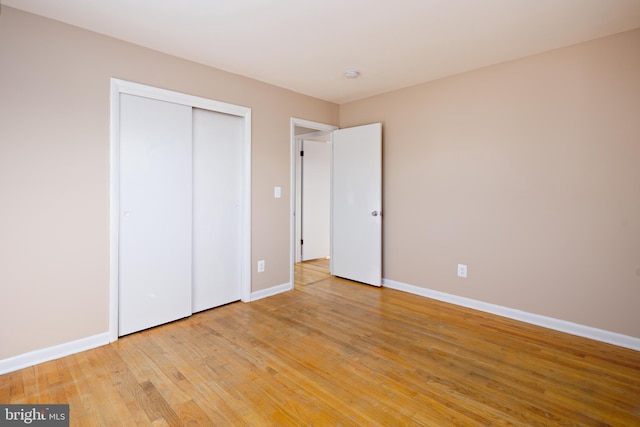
[250,282,292,301]
[382,278,640,351]
[4,280,635,376]
[0,332,110,375]
[1,282,293,375]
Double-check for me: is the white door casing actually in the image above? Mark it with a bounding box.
[331,123,382,286]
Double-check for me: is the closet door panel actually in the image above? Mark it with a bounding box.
[119,94,193,335]
[192,108,243,312]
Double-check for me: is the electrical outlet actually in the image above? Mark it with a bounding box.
[257,260,265,273]
[457,264,468,278]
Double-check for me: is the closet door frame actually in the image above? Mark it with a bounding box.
[109,78,252,342]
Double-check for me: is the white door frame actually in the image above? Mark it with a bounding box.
[110,79,252,342]
[289,118,338,285]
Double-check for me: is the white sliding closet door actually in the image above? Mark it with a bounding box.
[119,94,193,335]
[192,109,243,312]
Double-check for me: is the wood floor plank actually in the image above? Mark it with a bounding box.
[267,284,553,425]
[1,261,639,426]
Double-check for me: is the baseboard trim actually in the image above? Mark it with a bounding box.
[0,332,110,375]
[4,280,635,375]
[382,278,640,351]
[250,282,292,302]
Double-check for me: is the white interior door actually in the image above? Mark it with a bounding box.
[192,109,243,312]
[331,123,382,286]
[301,140,331,261]
[119,94,193,335]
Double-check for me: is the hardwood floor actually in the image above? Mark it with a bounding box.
[2,261,639,425]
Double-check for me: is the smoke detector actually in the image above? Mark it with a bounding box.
[344,70,360,79]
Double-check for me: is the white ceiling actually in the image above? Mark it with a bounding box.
[5,0,640,104]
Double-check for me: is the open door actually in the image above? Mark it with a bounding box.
[331,123,382,286]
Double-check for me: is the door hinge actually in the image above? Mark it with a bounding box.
[301,239,303,245]
[300,150,304,156]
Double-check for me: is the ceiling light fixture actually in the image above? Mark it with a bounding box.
[344,70,360,79]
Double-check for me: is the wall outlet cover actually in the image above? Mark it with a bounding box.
[457,264,468,278]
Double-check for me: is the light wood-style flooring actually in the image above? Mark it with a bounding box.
[2,259,639,425]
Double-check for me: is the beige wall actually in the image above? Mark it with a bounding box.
[1,6,638,363]
[340,28,640,338]
[0,7,338,359]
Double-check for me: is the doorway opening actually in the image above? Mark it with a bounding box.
[290,118,337,287]
[290,119,383,288]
